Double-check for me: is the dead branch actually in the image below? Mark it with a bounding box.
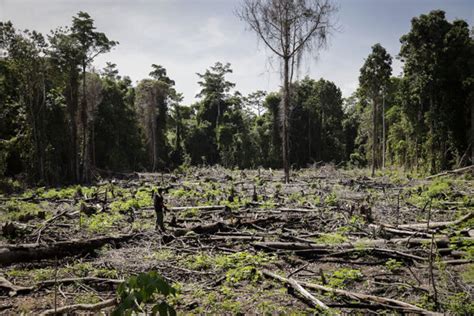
[262,271,442,315]
[37,276,124,288]
[261,270,329,310]
[40,297,116,315]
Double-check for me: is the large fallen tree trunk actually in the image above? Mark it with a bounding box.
[0,233,142,265]
[172,216,284,237]
[173,221,229,237]
[396,212,474,231]
[425,165,474,180]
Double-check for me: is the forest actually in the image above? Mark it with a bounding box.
[0,0,473,315]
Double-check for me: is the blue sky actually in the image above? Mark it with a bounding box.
[1,0,472,103]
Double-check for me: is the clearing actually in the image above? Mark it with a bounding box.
[1,166,473,314]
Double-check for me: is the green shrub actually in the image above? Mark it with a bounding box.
[385,259,403,272]
[445,292,474,315]
[113,271,176,316]
[327,268,363,288]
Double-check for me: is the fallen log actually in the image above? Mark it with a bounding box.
[0,276,33,296]
[261,270,329,310]
[425,165,474,180]
[253,237,474,256]
[327,248,426,262]
[299,280,442,315]
[1,276,124,297]
[173,221,229,237]
[396,212,474,231]
[170,205,227,211]
[368,224,433,238]
[37,276,124,288]
[0,233,142,265]
[260,270,441,315]
[278,208,319,213]
[40,297,116,315]
[254,237,473,251]
[172,216,284,237]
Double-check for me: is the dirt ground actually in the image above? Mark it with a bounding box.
[1,166,473,315]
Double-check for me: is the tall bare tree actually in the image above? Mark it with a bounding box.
[238,0,337,182]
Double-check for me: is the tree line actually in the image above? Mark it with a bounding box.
[0,9,472,186]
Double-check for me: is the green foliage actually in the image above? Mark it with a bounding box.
[83,211,123,233]
[185,253,214,271]
[327,268,363,289]
[32,268,56,282]
[74,293,101,305]
[183,251,274,284]
[460,264,474,284]
[444,292,474,315]
[0,178,22,194]
[182,207,200,218]
[216,251,273,284]
[407,179,455,208]
[1,9,472,184]
[312,233,347,245]
[324,192,339,206]
[113,271,176,316]
[0,200,43,221]
[41,186,78,199]
[109,189,152,213]
[384,259,403,272]
[68,262,93,277]
[151,249,175,261]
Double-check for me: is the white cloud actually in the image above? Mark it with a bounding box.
[2,0,472,103]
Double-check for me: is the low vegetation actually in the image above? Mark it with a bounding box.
[0,167,472,314]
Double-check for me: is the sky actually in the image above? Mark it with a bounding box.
[1,0,473,104]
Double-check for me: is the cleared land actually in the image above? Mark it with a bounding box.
[1,166,473,314]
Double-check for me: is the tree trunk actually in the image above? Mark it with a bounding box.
[81,63,91,183]
[282,56,290,183]
[471,95,474,164]
[308,115,311,161]
[371,98,377,177]
[382,91,386,169]
[67,67,80,183]
[91,122,96,168]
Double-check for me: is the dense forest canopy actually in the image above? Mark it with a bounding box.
[0,9,473,187]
